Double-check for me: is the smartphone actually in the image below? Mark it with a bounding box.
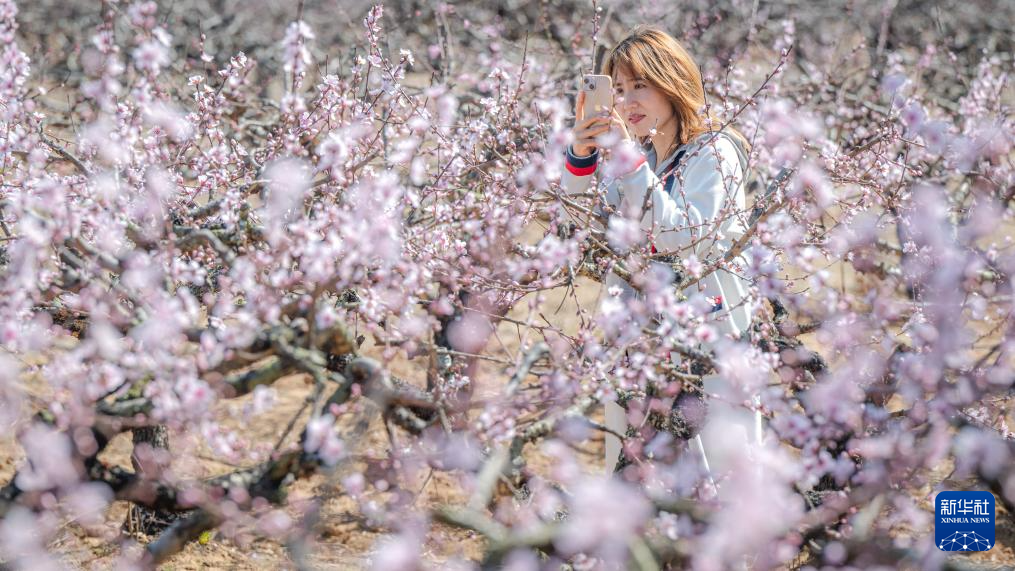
[582,74,613,118]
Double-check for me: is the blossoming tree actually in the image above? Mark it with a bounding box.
[0,0,1012,569]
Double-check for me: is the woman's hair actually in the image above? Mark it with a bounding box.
[603,25,751,160]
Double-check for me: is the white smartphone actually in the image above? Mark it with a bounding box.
[581,74,613,118]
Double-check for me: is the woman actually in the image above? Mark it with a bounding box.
[559,26,761,482]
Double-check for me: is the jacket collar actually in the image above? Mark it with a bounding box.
[644,139,689,176]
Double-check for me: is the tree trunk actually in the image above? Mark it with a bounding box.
[123,425,184,538]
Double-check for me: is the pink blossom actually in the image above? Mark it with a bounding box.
[15,423,79,491]
[64,482,113,527]
[263,158,312,229]
[555,476,652,565]
[177,376,215,413]
[682,254,704,278]
[127,2,158,29]
[694,444,804,570]
[0,507,62,571]
[501,549,540,571]
[827,211,878,257]
[694,323,718,344]
[919,119,952,155]
[202,422,242,461]
[900,101,926,132]
[597,294,638,342]
[533,234,578,273]
[953,426,1010,479]
[280,92,306,114]
[132,38,170,74]
[370,529,423,571]
[0,354,23,427]
[792,160,833,208]
[880,72,909,107]
[257,509,293,539]
[603,139,646,179]
[304,414,345,466]
[243,385,277,419]
[606,215,643,253]
[437,92,458,129]
[142,101,193,142]
[713,340,774,397]
[421,430,482,471]
[446,311,491,354]
[281,20,315,80]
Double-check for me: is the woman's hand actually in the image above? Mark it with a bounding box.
[571,91,634,157]
[571,91,610,157]
[609,106,634,145]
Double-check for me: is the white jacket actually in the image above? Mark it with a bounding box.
[559,131,755,343]
[560,132,761,476]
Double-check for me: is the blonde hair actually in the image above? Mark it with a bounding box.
[603,26,750,160]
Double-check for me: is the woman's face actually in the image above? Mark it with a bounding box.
[613,65,676,140]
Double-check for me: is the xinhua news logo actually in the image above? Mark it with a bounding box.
[935,491,995,552]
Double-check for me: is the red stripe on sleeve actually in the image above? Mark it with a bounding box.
[565,162,597,176]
